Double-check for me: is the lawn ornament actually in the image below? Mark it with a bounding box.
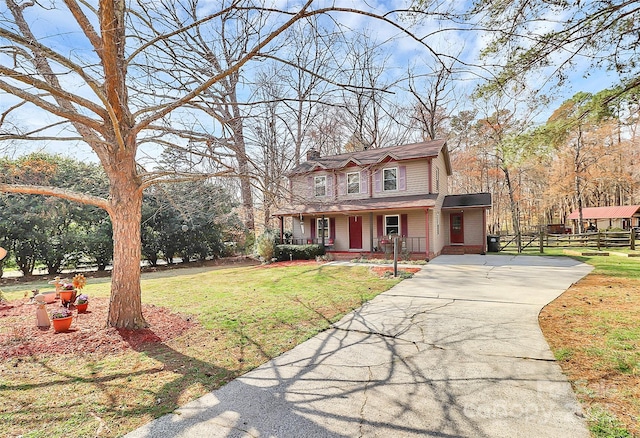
[34,293,51,329]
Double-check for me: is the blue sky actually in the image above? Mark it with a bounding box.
[0,0,627,162]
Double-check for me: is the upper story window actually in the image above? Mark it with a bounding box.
[383,168,397,191]
[314,176,326,197]
[347,172,360,194]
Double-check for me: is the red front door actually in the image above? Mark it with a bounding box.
[349,216,363,249]
[450,213,464,244]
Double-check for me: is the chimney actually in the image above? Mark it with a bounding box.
[306,149,321,161]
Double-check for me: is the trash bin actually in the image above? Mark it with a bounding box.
[487,235,500,252]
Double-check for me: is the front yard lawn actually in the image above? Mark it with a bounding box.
[540,253,640,437]
[0,262,400,438]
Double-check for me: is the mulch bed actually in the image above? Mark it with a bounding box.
[256,260,324,268]
[370,266,421,276]
[0,297,194,360]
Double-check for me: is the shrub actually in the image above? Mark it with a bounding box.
[255,231,278,262]
[276,244,325,261]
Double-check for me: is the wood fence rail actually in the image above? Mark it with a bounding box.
[498,230,637,252]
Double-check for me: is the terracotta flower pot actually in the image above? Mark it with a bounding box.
[52,316,73,333]
[59,290,75,304]
[76,303,88,313]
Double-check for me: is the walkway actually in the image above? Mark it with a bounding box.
[125,254,593,438]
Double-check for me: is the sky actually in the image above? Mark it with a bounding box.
[0,0,628,163]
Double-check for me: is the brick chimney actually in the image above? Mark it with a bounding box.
[306,149,321,161]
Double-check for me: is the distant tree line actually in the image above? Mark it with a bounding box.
[0,154,243,277]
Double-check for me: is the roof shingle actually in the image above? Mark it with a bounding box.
[289,139,448,175]
[567,205,640,220]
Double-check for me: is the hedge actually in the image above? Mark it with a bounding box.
[276,244,325,261]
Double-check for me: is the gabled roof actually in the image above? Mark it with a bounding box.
[289,139,450,176]
[567,205,640,220]
[442,193,492,209]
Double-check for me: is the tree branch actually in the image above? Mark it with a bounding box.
[0,183,110,211]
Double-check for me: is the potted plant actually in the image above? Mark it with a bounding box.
[50,307,73,332]
[59,283,76,305]
[74,294,89,313]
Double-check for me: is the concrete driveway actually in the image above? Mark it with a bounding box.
[125,255,593,438]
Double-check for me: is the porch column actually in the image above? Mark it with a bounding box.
[279,216,284,244]
[369,212,374,254]
[424,208,430,260]
[482,208,487,254]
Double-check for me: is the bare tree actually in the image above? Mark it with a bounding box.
[0,0,437,329]
[338,34,412,150]
[407,58,458,142]
[247,67,291,230]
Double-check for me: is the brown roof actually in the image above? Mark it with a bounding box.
[442,193,492,209]
[273,194,438,216]
[567,205,640,220]
[289,139,450,176]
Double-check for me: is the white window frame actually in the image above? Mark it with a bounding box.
[347,172,360,194]
[383,167,398,191]
[316,218,330,239]
[384,215,400,236]
[314,175,326,197]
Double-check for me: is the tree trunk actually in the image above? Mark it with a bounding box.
[576,174,584,234]
[230,117,255,232]
[106,170,147,329]
[575,127,585,234]
[503,165,522,252]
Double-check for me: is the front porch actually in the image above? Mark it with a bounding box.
[277,209,434,260]
[290,235,429,259]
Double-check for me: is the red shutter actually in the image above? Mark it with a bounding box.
[310,218,316,241]
[401,214,408,237]
[376,215,384,237]
[330,218,336,241]
[398,166,406,191]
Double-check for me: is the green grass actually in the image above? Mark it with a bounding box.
[588,406,632,438]
[0,263,401,437]
[534,247,640,437]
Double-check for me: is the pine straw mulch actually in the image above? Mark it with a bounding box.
[539,274,640,436]
[0,297,195,360]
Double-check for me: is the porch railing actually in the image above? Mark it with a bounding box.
[285,236,427,254]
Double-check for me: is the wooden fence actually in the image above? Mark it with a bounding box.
[497,230,637,252]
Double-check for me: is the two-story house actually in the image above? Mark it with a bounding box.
[273,139,491,260]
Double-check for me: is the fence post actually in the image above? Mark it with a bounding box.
[539,229,544,253]
[632,229,636,251]
[597,232,601,251]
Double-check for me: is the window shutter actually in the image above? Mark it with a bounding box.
[360,170,368,194]
[326,174,333,197]
[376,215,383,237]
[330,218,336,240]
[310,218,316,240]
[399,166,406,191]
[374,169,381,192]
[338,173,346,195]
[401,214,408,237]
